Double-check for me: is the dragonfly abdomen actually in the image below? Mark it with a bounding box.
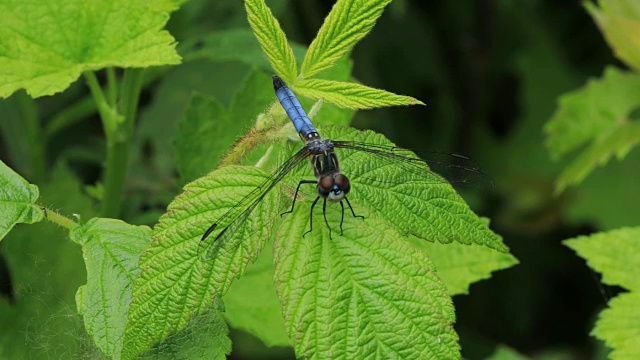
[273,76,318,141]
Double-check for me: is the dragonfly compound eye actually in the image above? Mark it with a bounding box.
[334,174,351,195]
[318,176,334,198]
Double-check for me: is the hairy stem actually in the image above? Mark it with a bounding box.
[42,206,79,230]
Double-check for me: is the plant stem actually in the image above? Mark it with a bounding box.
[42,206,79,230]
[16,91,46,183]
[106,67,118,106]
[84,69,143,218]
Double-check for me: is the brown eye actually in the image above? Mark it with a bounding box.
[334,174,351,194]
[319,176,334,190]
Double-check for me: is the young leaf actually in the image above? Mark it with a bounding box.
[295,79,424,109]
[0,160,44,241]
[245,0,298,83]
[274,205,460,359]
[70,218,152,358]
[565,227,640,359]
[0,0,181,98]
[121,166,279,360]
[545,67,640,192]
[586,0,640,71]
[301,0,393,78]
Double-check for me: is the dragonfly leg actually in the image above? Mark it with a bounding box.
[322,197,332,240]
[282,179,316,217]
[344,197,364,220]
[339,201,345,235]
[303,196,320,238]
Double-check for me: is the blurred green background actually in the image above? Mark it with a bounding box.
[1,0,635,359]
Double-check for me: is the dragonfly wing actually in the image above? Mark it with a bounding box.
[200,146,310,258]
[332,140,493,188]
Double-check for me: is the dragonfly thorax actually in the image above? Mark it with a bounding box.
[317,174,351,202]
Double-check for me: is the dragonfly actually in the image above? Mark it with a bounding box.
[201,75,489,246]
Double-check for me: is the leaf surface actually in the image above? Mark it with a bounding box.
[0,160,43,241]
[565,227,640,360]
[0,0,180,97]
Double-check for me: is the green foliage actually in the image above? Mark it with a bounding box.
[565,228,640,360]
[274,206,459,359]
[545,67,640,192]
[300,0,392,78]
[296,78,424,109]
[0,0,181,98]
[245,0,298,83]
[0,160,43,241]
[586,0,640,71]
[71,218,152,357]
[0,0,522,359]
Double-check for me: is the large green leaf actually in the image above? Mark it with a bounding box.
[70,218,152,358]
[274,205,459,359]
[545,67,640,192]
[0,0,181,98]
[121,166,278,359]
[565,227,640,360]
[0,160,43,241]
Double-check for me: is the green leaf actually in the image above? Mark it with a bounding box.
[410,234,518,296]
[545,67,640,192]
[0,0,181,98]
[223,240,290,347]
[295,79,424,110]
[70,218,152,358]
[175,70,274,186]
[565,227,640,359]
[121,166,279,359]
[318,127,506,252]
[245,0,297,83]
[592,292,640,360]
[0,159,44,241]
[300,0,393,78]
[274,205,459,359]
[586,0,640,71]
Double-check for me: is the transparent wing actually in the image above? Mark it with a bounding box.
[199,146,310,257]
[332,140,493,188]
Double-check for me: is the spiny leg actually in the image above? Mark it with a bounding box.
[344,197,364,220]
[303,196,320,237]
[281,180,316,217]
[322,197,332,240]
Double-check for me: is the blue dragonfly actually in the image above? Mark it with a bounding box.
[201,75,489,245]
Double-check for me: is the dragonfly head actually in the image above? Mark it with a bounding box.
[318,174,351,202]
